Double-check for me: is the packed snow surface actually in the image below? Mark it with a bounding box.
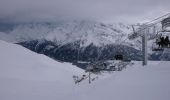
[0,40,84,100]
[75,61,170,100]
[0,40,170,100]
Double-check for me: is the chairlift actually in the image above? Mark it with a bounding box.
[114,54,123,60]
[152,16,170,51]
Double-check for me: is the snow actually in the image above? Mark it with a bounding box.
[75,61,170,100]
[0,40,84,100]
[45,21,132,47]
[0,21,132,47]
[0,40,170,100]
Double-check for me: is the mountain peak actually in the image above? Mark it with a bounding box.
[0,20,132,47]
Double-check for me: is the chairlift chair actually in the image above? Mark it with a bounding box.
[152,16,170,51]
[152,41,164,51]
[114,54,123,60]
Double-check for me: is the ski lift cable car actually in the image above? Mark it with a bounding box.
[152,16,170,51]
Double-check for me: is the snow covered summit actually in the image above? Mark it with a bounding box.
[0,21,132,47]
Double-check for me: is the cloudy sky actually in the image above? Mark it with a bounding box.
[0,0,170,24]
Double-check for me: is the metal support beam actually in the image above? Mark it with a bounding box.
[89,72,91,84]
[142,29,148,66]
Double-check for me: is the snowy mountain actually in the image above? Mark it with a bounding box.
[0,21,133,46]
[0,21,143,67]
[44,21,132,47]
[18,39,142,68]
[1,40,170,100]
[0,20,170,68]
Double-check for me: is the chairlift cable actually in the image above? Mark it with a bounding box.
[132,12,170,35]
[145,13,170,25]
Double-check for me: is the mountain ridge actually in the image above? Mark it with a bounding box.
[1,20,170,68]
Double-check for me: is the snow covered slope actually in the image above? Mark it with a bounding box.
[0,41,170,100]
[74,61,170,100]
[0,40,84,100]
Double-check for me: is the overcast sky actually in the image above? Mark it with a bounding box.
[0,0,170,24]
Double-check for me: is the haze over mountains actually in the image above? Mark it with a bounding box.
[0,21,142,66]
[0,20,170,66]
[0,20,170,69]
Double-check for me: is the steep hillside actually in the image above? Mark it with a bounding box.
[0,40,84,100]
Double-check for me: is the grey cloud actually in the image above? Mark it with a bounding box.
[0,0,170,24]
